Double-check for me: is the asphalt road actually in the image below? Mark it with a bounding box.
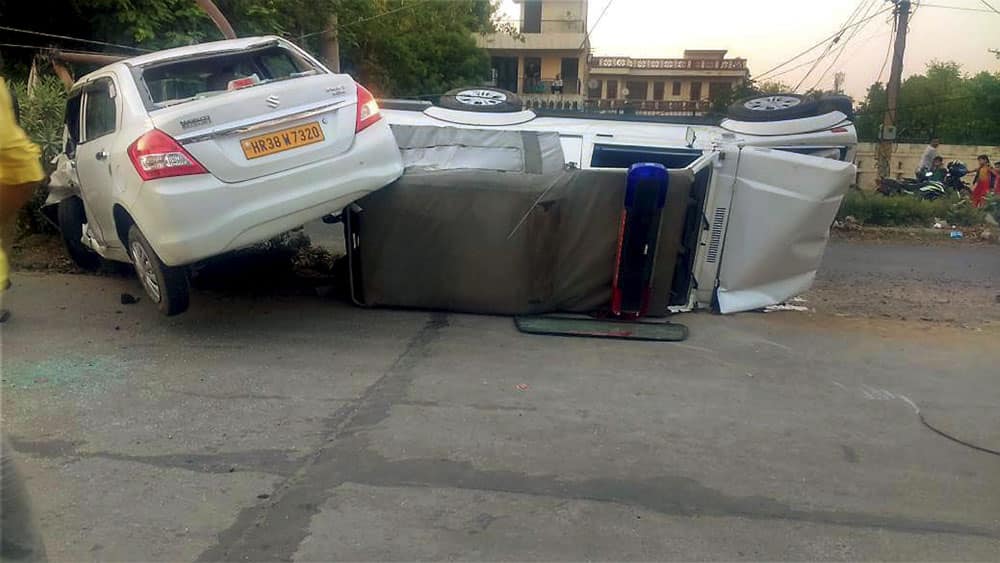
[2,261,998,561]
[819,241,1000,284]
[809,241,999,325]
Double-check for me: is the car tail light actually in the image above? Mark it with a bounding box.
[355,84,382,133]
[127,129,207,181]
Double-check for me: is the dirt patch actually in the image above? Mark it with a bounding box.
[10,232,346,296]
[831,226,998,246]
[804,279,999,328]
[9,234,79,274]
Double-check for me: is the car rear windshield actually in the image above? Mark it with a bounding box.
[141,44,320,109]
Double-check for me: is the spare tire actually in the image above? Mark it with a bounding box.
[816,94,855,119]
[438,87,523,113]
[727,94,815,121]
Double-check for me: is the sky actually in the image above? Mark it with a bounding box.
[496,0,999,99]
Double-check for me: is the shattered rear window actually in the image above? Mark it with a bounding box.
[141,45,320,109]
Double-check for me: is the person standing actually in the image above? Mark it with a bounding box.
[971,155,995,208]
[917,137,940,177]
[994,159,1000,196]
[1,75,45,318]
[551,74,563,95]
[0,73,48,559]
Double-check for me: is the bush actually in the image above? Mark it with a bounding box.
[10,77,67,235]
[837,191,986,227]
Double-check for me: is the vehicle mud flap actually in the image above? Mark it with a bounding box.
[344,203,367,306]
[611,163,669,318]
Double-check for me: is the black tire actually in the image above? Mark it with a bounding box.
[727,93,822,122]
[438,87,523,113]
[126,225,189,316]
[57,197,101,271]
[816,94,855,119]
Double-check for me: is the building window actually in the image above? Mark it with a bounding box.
[523,0,542,33]
[587,79,602,99]
[606,80,618,99]
[672,81,682,96]
[689,81,702,101]
[653,81,665,100]
[625,80,647,101]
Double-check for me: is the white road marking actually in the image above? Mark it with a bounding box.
[898,394,921,414]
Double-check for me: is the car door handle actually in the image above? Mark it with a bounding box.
[95,150,109,161]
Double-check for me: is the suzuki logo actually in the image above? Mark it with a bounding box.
[266,95,280,109]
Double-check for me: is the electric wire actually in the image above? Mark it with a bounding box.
[0,25,150,52]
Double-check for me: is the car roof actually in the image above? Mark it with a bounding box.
[122,35,287,67]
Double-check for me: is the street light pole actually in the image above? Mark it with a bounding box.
[876,0,911,182]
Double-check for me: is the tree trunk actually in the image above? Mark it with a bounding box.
[195,0,237,39]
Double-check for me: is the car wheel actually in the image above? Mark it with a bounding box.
[56,197,101,271]
[127,225,189,316]
[438,87,523,113]
[727,93,820,122]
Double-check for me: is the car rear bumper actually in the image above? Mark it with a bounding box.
[131,121,402,266]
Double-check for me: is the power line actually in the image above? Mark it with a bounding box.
[754,5,893,81]
[807,0,883,92]
[0,25,150,53]
[919,2,998,12]
[794,0,877,91]
[299,0,436,39]
[579,0,617,52]
[854,94,977,116]
[978,0,1000,14]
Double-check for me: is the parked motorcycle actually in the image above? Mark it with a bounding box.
[877,160,970,200]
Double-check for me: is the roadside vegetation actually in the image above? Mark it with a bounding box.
[855,61,1000,146]
[10,77,66,235]
[837,189,996,227]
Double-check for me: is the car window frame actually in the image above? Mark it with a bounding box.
[80,76,119,144]
[64,88,84,158]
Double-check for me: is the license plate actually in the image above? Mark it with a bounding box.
[240,122,325,160]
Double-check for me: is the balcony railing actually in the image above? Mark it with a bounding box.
[589,56,747,71]
[521,76,582,95]
[522,98,715,116]
[500,18,585,34]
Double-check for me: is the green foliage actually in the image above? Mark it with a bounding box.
[10,77,67,168]
[837,190,987,227]
[10,77,67,235]
[332,0,492,97]
[856,61,1000,145]
[0,0,500,97]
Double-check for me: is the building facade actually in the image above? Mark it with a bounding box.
[586,50,749,114]
[476,0,590,107]
[476,1,750,114]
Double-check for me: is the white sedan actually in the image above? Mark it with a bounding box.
[46,36,403,315]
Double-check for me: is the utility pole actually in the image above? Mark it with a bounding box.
[876,0,910,182]
[833,72,845,94]
[322,14,340,73]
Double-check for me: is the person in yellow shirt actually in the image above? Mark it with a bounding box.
[1,68,49,560]
[1,73,45,319]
